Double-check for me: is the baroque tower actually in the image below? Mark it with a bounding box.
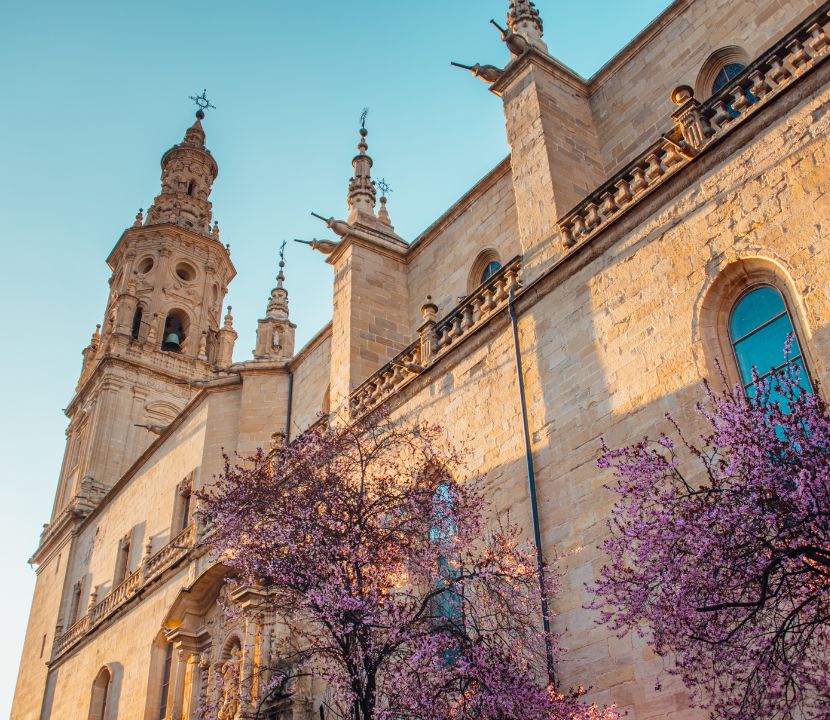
[47,108,236,545]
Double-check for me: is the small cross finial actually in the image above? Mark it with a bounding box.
[189,89,216,119]
[376,178,393,198]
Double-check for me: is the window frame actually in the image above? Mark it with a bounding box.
[727,283,815,394]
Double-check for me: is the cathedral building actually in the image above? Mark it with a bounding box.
[12,0,830,717]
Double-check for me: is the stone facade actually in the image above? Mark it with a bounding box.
[12,1,830,718]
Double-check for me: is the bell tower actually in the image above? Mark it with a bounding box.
[49,105,236,527]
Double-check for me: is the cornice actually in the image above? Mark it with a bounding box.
[106,223,236,280]
[288,322,333,371]
[406,157,513,262]
[490,47,588,97]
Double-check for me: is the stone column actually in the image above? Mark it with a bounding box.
[168,646,191,720]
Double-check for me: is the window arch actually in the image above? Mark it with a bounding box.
[729,285,813,402]
[88,666,112,720]
[468,249,502,294]
[131,305,144,340]
[696,46,751,98]
[695,258,818,393]
[161,310,189,353]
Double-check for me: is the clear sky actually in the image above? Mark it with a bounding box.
[0,0,673,713]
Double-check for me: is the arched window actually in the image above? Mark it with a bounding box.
[696,46,751,99]
[480,260,502,284]
[131,306,143,340]
[468,250,502,294]
[729,285,813,403]
[162,311,188,353]
[712,62,746,94]
[88,666,112,720]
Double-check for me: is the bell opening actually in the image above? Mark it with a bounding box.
[161,311,187,353]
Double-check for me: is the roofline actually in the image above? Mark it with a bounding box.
[406,156,512,261]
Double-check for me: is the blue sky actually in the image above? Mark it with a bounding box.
[0,0,673,713]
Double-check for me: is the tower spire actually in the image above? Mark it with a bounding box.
[347,108,377,224]
[254,242,296,361]
[144,92,220,236]
[507,0,548,53]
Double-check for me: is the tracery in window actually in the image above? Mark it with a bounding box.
[712,62,746,94]
[729,285,813,405]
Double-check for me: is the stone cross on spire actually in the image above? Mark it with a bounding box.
[347,108,378,224]
[507,0,548,53]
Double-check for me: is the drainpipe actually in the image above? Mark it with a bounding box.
[285,366,294,441]
[508,287,556,686]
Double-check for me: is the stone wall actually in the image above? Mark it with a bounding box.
[406,162,522,328]
[289,325,332,437]
[381,63,830,719]
[589,0,825,175]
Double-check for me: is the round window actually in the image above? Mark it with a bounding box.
[137,257,155,274]
[175,262,196,282]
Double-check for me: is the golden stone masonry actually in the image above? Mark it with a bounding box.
[12,0,830,717]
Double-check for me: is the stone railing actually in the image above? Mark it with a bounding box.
[53,523,196,659]
[349,257,521,418]
[557,5,830,249]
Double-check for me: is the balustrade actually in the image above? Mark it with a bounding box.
[349,258,521,418]
[557,6,830,250]
[52,523,196,659]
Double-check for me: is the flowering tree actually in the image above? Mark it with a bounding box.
[590,362,830,720]
[197,414,617,720]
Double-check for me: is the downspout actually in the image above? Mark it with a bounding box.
[508,287,556,686]
[285,365,294,442]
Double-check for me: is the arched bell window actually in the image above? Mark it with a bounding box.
[161,311,188,353]
[729,285,813,404]
[131,306,143,340]
[88,666,112,720]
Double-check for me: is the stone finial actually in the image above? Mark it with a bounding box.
[212,220,220,242]
[507,0,547,52]
[670,85,713,156]
[133,208,144,228]
[223,306,234,330]
[347,113,377,223]
[91,324,102,348]
[266,248,290,320]
[182,117,207,149]
[420,296,438,323]
[377,178,394,228]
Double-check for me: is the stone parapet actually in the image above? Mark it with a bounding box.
[51,523,196,661]
[349,258,521,418]
[557,4,830,250]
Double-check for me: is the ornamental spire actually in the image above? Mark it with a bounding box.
[266,241,290,320]
[347,108,377,224]
[507,0,547,53]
